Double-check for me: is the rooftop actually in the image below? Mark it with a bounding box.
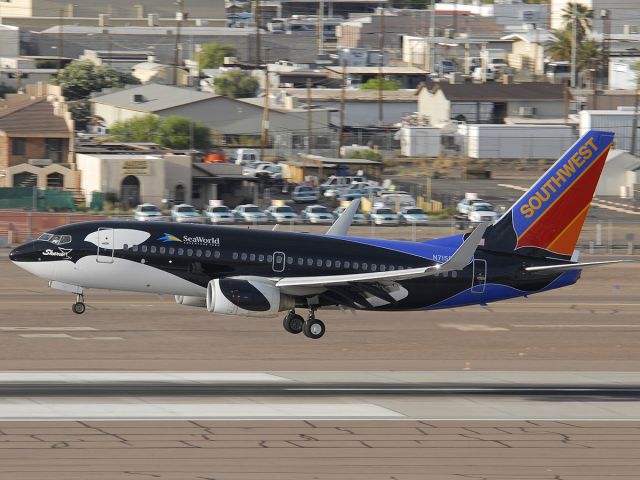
[285,88,418,102]
[90,84,220,112]
[424,82,564,102]
[326,66,428,75]
[0,98,71,135]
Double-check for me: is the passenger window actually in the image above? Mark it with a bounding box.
[353,261,359,269]
[214,251,221,259]
[232,252,238,260]
[196,249,203,257]
[187,249,194,256]
[267,255,273,262]
[241,253,247,261]
[451,271,457,278]
[287,257,294,265]
[123,244,129,251]
[297,258,303,266]
[159,247,166,254]
[362,262,368,271]
[250,253,256,261]
[169,247,175,255]
[141,245,148,253]
[325,260,331,268]
[335,260,341,268]
[204,250,211,258]
[150,246,157,254]
[316,259,322,267]
[178,248,184,256]
[388,265,394,271]
[307,258,313,266]
[259,254,265,262]
[371,264,377,272]
[380,265,386,272]
[344,261,350,269]
[132,245,138,252]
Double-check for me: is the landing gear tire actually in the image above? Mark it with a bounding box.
[72,302,86,315]
[283,313,305,334]
[303,318,326,339]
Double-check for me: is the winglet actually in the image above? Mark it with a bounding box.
[326,198,361,237]
[438,223,489,272]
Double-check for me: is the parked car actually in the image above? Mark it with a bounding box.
[254,163,284,182]
[170,204,204,224]
[234,148,260,165]
[232,204,270,223]
[320,175,365,195]
[467,202,499,223]
[457,197,486,215]
[369,207,400,226]
[301,205,334,224]
[292,185,319,203]
[399,206,429,225]
[204,205,236,224]
[242,161,273,176]
[134,203,163,221]
[265,205,300,223]
[380,193,416,210]
[337,184,384,202]
[332,205,368,225]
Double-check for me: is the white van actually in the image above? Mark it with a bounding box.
[234,148,260,166]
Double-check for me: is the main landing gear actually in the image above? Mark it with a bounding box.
[283,309,326,340]
[72,293,86,315]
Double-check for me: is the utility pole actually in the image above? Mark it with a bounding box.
[57,9,64,73]
[601,9,610,89]
[261,48,271,161]
[15,70,22,93]
[563,78,569,125]
[318,0,324,56]
[338,58,346,158]
[254,0,261,66]
[377,6,384,127]
[632,88,639,156]
[429,0,436,72]
[306,77,313,154]
[174,0,187,86]
[570,4,577,88]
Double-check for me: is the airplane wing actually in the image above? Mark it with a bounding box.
[524,260,631,273]
[326,198,361,237]
[276,223,489,288]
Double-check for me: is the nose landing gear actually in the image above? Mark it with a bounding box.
[282,308,325,339]
[72,294,86,315]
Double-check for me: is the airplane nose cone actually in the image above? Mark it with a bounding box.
[9,246,23,262]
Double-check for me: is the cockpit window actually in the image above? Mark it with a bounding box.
[38,233,71,245]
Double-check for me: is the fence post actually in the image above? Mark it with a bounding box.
[595,221,602,246]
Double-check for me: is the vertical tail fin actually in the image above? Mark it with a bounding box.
[484,130,615,258]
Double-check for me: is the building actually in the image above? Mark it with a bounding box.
[324,66,428,89]
[90,83,331,143]
[282,88,417,128]
[76,153,192,208]
[595,149,640,197]
[417,81,566,126]
[0,84,76,190]
[191,162,257,209]
[0,25,19,57]
[0,1,225,19]
[579,109,640,153]
[0,56,58,91]
[501,29,557,77]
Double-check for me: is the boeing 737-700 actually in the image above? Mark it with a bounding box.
[10,130,627,339]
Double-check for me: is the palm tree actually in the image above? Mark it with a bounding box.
[561,2,593,42]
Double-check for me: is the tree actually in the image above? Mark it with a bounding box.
[359,78,401,91]
[213,70,259,98]
[348,149,382,161]
[50,60,139,101]
[561,2,593,43]
[197,43,237,69]
[110,114,211,150]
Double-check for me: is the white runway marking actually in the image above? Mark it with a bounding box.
[0,403,403,420]
[0,372,293,383]
[512,324,640,329]
[439,323,509,332]
[18,334,124,341]
[0,326,98,331]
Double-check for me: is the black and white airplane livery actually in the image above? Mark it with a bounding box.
[10,130,628,339]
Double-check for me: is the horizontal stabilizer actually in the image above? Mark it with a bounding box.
[525,260,631,273]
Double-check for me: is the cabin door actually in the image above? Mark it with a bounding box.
[96,228,115,264]
[471,259,487,294]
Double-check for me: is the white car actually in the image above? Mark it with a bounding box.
[301,205,334,224]
[204,205,236,224]
[233,204,270,223]
[467,203,499,223]
[369,207,400,226]
[292,185,319,203]
[170,204,205,224]
[265,205,300,223]
[134,203,163,221]
[399,207,429,225]
[457,197,485,216]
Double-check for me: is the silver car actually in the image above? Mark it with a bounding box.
[369,207,400,226]
[292,185,319,203]
[301,205,334,224]
[204,205,236,224]
[233,204,270,224]
[399,207,429,225]
[134,203,163,222]
[265,205,300,223]
[170,204,205,224]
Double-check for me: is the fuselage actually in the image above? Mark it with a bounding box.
[9,220,580,311]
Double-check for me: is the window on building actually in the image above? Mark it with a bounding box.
[11,138,26,156]
[45,138,64,163]
[46,172,64,188]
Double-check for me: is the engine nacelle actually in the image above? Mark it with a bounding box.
[175,295,207,308]
[206,278,295,317]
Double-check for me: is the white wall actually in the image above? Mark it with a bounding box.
[609,59,640,91]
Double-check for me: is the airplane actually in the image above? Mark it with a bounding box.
[9,130,629,339]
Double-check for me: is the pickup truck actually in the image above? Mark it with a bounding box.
[455,202,499,229]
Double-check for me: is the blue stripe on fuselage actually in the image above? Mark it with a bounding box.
[327,234,465,262]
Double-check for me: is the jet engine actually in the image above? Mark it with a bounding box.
[206,278,295,317]
[175,295,207,308]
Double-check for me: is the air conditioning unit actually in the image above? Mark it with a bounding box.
[519,106,536,117]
